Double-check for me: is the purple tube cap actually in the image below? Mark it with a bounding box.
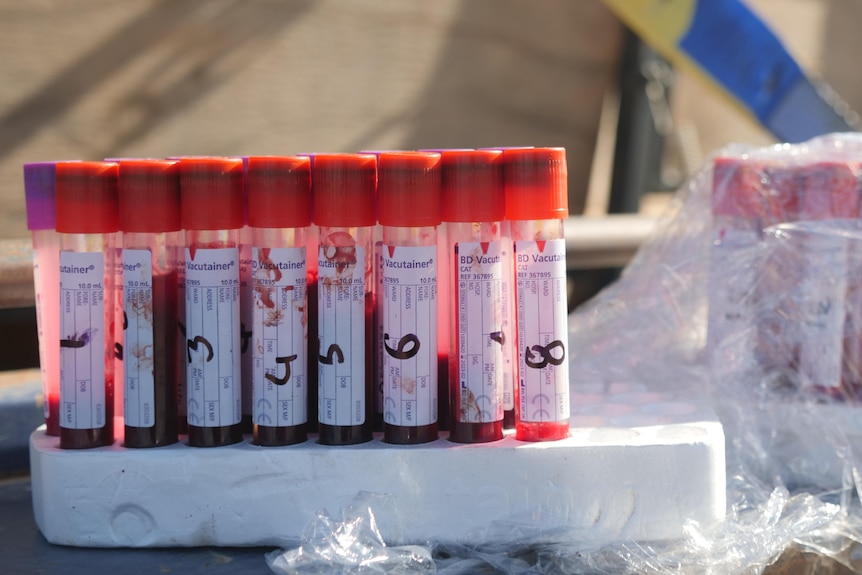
[23,162,57,231]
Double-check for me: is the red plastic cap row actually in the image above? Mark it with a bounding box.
[440,150,503,223]
[179,157,244,231]
[55,161,119,234]
[118,160,181,233]
[312,154,377,227]
[246,156,312,228]
[502,147,568,221]
[799,161,860,219]
[377,152,441,227]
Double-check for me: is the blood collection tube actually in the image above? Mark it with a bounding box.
[313,154,376,445]
[247,156,312,446]
[239,156,254,434]
[708,158,767,380]
[796,162,859,397]
[296,153,321,433]
[502,148,570,441]
[117,160,180,447]
[179,157,244,447]
[24,162,61,436]
[441,150,505,443]
[418,148,478,432]
[55,161,118,449]
[378,152,441,444]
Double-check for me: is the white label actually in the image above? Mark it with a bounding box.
[375,239,385,419]
[176,258,187,420]
[318,244,367,426]
[59,251,106,429]
[185,247,241,427]
[798,241,847,388]
[123,249,155,428]
[239,241,254,420]
[382,245,437,427]
[500,237,514,411]
[515,239,569,423]
[455,241,504,423]
[252,247,308,427]
[707,223,760,374]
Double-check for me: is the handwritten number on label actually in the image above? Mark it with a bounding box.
[265,355,297,386]
[384,333,420,360]
[490,330,505,346]
[319,343,345,365]
[187,336,215,363]
[524,340,566,369]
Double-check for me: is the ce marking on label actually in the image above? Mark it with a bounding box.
[524,340,565,369]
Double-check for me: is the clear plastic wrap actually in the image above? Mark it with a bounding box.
[268,133,862,575]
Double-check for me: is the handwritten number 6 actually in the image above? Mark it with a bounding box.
[384,333,420,360]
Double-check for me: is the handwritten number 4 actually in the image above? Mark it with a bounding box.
[265,355,297,386]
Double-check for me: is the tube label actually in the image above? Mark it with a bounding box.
[500,235,515,412]
[59,251,106,430]
[318,244,367,426]
[252,246,308,427]
[185,247,241,428]
[239,237,254,422]
[454,241,504,423]
[123,249,155,428]
[176,257,187,421]
[515,238,569,423]
[382,245,437,427]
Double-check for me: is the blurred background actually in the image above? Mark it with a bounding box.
[0,0,860,370]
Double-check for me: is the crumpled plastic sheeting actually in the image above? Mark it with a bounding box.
[266,492,435,575]
[268,133,862,574]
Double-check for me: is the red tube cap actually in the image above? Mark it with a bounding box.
[180,157,244,231]
[55,161,119,234]
[712,157,767,218]
[312,154,377,227]
[440,150,503,223]
[502,147,568,220]
[247,156,312,228]
[799,161,859,219]
[378,152,441,227]
[118,160,180,233]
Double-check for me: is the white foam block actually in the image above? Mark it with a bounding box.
[30,388,725,548]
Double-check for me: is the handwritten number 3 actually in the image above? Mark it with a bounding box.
[524,340,566,369]
[187,336,215,363]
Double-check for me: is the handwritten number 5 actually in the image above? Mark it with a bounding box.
[319,343,344,365]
